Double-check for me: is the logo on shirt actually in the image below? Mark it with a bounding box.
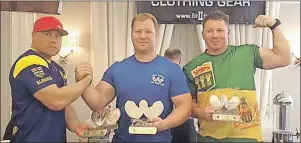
[191,61,216,92]
[151,74,165,86]
[31,66,45,78]
[36,76,53,85]
[12,126,18,135]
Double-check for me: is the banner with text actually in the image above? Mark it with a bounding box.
[137,1,266,24]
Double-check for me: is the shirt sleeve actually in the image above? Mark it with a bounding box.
[16,65,56,95]
[250,44,264,69]
[101,63,116,88]
[169,65,190,98]
[183,66,197,99]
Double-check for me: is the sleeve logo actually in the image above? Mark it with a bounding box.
[31,66,45,78]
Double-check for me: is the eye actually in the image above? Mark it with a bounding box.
[147,30,152,34]
[135,31,141,34]
[55,33,62,38]
[43,32,50,36]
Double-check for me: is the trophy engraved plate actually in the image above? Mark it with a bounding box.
[210,95,240,121]
[84,107,120,138]
[125,100,164,135]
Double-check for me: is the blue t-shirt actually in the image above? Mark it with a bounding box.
[102,55,190,142]
[5,49,68,142]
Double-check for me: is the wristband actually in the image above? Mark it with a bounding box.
[270,19,281,30]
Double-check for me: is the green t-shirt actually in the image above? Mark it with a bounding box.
[183,44,263,99]
[183,44,264,141]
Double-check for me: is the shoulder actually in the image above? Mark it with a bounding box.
[12,50,49,78]
[183,53,206,72]
[230,44,259,51]
[50,61,65,72]
[157,56,179,67]
[228,44,260,56]
[108,55,134,69]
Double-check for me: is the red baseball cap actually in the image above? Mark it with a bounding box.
[33,16,68,36]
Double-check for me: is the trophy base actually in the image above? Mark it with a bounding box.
[129,126,157,134]
[272,131,293,143]
[84,129,107,138]
[84,124,118,138]
[212,114,240,121]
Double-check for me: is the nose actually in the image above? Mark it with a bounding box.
[50,35,59,43]
[212,30,218,38]
[139,31,147,39]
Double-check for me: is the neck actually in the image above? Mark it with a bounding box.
[134,51,157,63]
[206,46,227,56]
[31,46,52,60]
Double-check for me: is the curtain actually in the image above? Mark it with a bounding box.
[0,11,34,139]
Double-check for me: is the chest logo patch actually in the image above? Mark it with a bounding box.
[151,74,165,86]
[191,61,216,92]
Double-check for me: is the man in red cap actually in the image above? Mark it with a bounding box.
[3,16,93,142]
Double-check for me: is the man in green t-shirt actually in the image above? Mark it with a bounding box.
[183,11,291,142]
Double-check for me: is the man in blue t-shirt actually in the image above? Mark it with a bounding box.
[3,16,93,142]
[78,13,192,142]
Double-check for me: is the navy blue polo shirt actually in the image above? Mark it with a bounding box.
[5,49,68,142]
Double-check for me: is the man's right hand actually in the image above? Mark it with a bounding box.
[75,63,93,82]
[199,106,215,122]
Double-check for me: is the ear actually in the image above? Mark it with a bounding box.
[227,29,230,36]
[202,31,205,40]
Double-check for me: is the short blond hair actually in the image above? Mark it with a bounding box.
[131,13,159,31]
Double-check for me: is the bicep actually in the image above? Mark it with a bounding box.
[170,67,191,98]
[259,47,285,69]
[34,84,61,110]
[171,93,192,107]
[15,65,59,107]
[95,81,116,101]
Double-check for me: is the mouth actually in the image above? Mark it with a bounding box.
[211,41,221,44]
[48,46,58,49]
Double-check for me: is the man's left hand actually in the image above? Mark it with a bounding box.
[74,122,94,137]
[253,15,277,28]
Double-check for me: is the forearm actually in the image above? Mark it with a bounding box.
[271,26,291,65]
[164,107,190,130]
[161,101,191,131]
[35,77,92,111]
[81,83,115,111]
[191,100,203,119]
[55,77,92,107]
[65,104,79,132]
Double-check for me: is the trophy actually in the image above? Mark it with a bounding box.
[210,94,240,121]
[272,91,300,143]
[84,106,120,140]
[125,100,164,135]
